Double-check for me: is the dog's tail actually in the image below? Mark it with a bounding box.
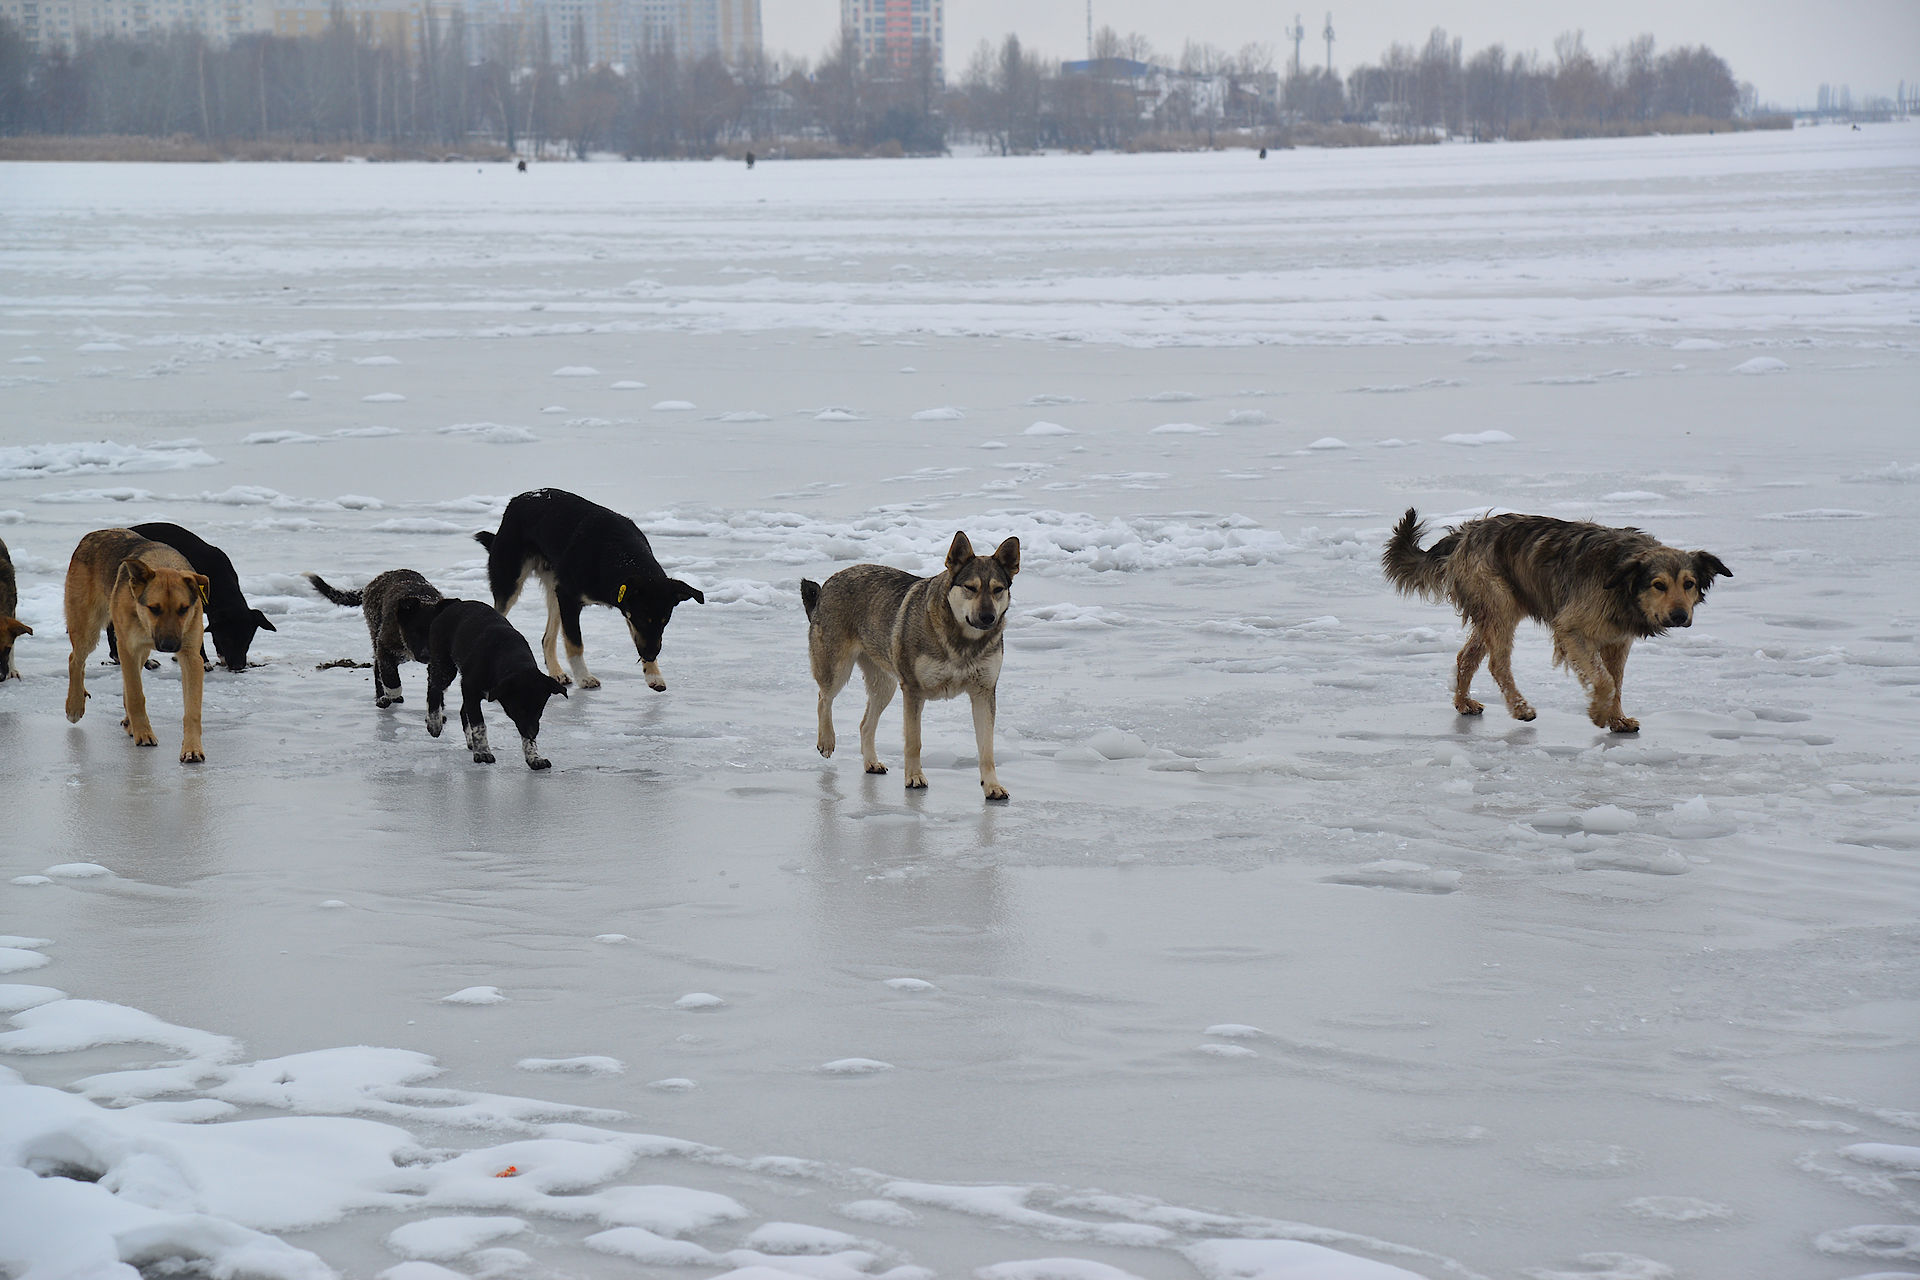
[1381,508,1453,601]
[799,578,821,623]
[304,572,364,608]
[473,530,495,552]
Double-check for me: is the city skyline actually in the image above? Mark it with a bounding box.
[764,0,1918,107]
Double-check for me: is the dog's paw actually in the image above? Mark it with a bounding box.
[552,671,572,687]
[1511,704,1537,722]
[817,737,835,758]
[473,750,496,764]
[645,678,665,692]
[180,747,205,764]
[143,658,160,672]
[124,719,158,747]
[983,782,1009,801]
[375,696,394,709]
[1607,716,1640,734]
[425,714,444,738]
[904,771,928,790]
[1454,698,1485,716]
[864,761,888,775]
[526,756,551,771]
[579,675,603,690]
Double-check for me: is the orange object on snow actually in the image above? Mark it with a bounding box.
[494,1165,519,1178]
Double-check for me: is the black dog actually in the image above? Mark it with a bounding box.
[475,488,704,694]
[106,522,275,673]
[396,598,567,769]
[306,569,442,707]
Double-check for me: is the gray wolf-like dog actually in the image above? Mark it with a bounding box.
[1383,509,1730,733]
[802,531,1019,800]
[306,569,443,707]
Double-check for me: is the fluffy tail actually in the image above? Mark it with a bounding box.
[473,530,495,552]
[305,572,364,607]
[800,578,821,623]
[1380,508,1452,601]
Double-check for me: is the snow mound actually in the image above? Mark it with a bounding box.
[911,406,965,421]
[1441,430,1515,446]
[818,1058,893,1075]
[0,440,219,480]
[361,392,406,402]
[653,400,697,411]
[610,380,648,389]
[517,1056,625,1075]
[438,423,537,444]
[1733,357,1788,374]
[552,366,599,377]
[673,992,726,1010]
[1025,421,1073,436]
[441,986,507,1005]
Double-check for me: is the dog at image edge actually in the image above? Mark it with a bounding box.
[803,531,1019,800]
[63,529,212,763]
[1383,509,1731,733]
[0,534,29,680]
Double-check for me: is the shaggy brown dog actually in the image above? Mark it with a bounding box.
[64,529,211,763]
[1383,509,1731,733]
[0,533,29,680]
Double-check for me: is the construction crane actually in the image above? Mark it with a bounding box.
[1322,11,1335,75]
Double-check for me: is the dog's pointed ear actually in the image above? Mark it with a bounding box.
[670,578,705,606]
[253,608,278,633]
[993,536,1021,577]
[1,618,29,638]
[1692,551,1732,588]
[945,531,975,570]
[123,560,156,590]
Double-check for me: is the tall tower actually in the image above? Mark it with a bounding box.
[1322,10,1334,75]
[1286,14,1304,79]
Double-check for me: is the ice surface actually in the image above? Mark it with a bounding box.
[2,127,1917,1280]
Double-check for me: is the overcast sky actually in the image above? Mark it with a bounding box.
[763,0,1918,107]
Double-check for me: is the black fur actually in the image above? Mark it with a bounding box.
[475,488,703,690]
[105,522,275,672]
[799,578,822,622]
[396,597,567,769]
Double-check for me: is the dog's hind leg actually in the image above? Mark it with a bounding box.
[424,658,453,738]
[535,574,573,686]
[1452,630,1488,716]
[856,655,896,775]
[811,640,855,760]
[900,688,927,789]
[557,595,600,689]
[1484,616,1536,722]
[1598,641,1637,733]
[374,647,404,707]
[971,687,1007,801]
[460,688,495,764]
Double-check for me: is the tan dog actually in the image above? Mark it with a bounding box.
[1383,509,1731,733]
[802,531,1019,800]
[65,529,211,763]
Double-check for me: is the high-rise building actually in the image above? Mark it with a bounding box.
[0,0,271,51]
[840,0,941,80]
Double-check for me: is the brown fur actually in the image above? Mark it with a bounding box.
[802,531,1020,800]
[0,534,29,680]
[64,529,212,762]
[1383,509,1731,732]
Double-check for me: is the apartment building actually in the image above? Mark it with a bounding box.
[0,0,270,51]
[840,0,941,79]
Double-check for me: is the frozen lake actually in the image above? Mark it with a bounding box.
[2,125,1918,1280]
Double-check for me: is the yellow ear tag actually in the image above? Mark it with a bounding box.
[617,584,627,604]
[197,583,209,604]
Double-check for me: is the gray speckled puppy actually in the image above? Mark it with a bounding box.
[306,569,443,708]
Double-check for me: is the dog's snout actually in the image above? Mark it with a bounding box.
[155,638,181,653]
[1667,610,1691,628]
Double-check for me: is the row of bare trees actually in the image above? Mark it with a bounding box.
[0,12,1758,156]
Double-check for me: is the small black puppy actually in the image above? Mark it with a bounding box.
[107,522,276,673]
[397,598,567,770]
[475,488,703,694]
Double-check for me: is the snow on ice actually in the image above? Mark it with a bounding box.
[1,126,1917,1280]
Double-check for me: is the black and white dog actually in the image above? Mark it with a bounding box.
[396,597,567,770]
[475,489,704,693]
[107,522,276,672]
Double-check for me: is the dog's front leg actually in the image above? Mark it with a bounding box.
[521,735,550,771]
[970,686,1007,801]
[1599,641,1637,733]
[901,690,927,789]
[118,645,158,747]
[461,696,495,764]
[1559,634,1623,731]
[179,621,206,763]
